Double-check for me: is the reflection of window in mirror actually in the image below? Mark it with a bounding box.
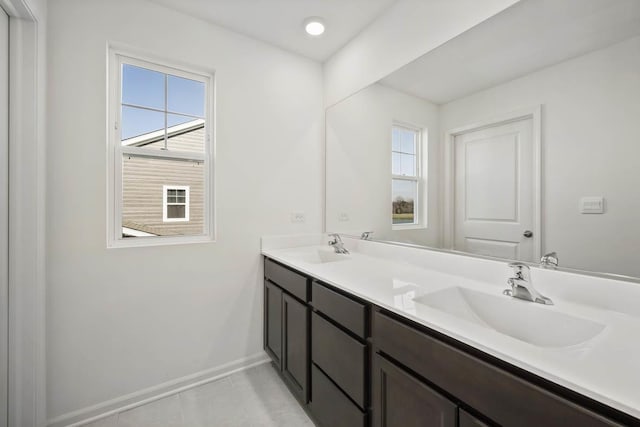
[391,124,423,228]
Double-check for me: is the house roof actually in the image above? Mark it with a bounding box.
[121,119,205,147]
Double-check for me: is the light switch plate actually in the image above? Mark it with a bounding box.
[580,197,605,214]
[290,212,305,223]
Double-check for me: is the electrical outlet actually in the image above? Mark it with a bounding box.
[339,212,350,222]
[291,212,306,223]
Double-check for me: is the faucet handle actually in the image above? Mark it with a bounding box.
[360,231,373,240]
[327,233,342,245]
[508,262,530,281]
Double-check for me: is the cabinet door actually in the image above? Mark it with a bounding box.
[373,353,456,427]
[264,281,283,369]
[282,293,309,402]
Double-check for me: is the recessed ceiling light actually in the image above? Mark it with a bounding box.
[304,17,325,36]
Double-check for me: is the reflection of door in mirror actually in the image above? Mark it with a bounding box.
[451,117,538,262]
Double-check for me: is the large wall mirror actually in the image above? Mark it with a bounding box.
[326,0,640,279]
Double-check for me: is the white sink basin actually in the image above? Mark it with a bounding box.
[414,287,605,348]
[288,248,351,264]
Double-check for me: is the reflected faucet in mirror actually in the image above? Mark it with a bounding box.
[361,231,374,240]
[504,262,553,305]
[540,252,559,269]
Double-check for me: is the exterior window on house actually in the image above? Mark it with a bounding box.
[109,50,213,246]
[164,186,189,222]
[392,124,422,227]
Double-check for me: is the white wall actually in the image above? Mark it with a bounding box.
[326,84,440,246]
[440,36,640,277]
[46,0,323,423]
[322,0,520,107]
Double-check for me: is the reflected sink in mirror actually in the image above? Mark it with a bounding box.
[288,248,351,264]
[414,287,605,348]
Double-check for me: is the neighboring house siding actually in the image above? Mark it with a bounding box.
[143,126,205,153]
[122,126,205,236]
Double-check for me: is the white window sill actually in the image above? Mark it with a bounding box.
[107,234,215,249]
[392,224,427,231]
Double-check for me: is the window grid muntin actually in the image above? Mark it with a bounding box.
[120,102,205,120]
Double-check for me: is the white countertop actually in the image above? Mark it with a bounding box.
[261,236,640,420]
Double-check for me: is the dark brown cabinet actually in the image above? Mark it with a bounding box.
[311,312,367,408]
[309,281,370,425]
[373,310,626,427]
[311,281,367,338]
[282,293,309,402]
[263,280,282,369]
[458,410,490,427]
[310,364,367,427]
[262,257,638,427]
[373,353,457,427]
[263,259,310,403]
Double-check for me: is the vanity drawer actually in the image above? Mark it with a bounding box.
[459,409,490,427]
[264,258,309,302]
[312,281,367,338]
[312,312,367,408]
[373,311,622,427]
[310,364,366,427]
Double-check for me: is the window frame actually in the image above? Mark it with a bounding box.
[163,185,190,222]
[391,123,424,230]
[107,47,215,248]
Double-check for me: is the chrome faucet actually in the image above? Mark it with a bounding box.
[540,252,559,269]
[328,233,349,254]
[360,231,373,240]
[503,262,553,305]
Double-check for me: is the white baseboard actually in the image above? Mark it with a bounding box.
[47,352,271,427]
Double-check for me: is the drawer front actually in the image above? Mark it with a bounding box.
[312,312,367,408]
[312,281,367,338]
[373,311,622,427]
[310,364,366,427]
[459,409,490,427]
[264,258,309,302]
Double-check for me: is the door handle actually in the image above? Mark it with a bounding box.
[523,230,533,238]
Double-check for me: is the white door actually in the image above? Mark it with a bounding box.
[0,6,8,427]
[453,118,535,261]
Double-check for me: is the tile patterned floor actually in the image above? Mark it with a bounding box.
[81,363,315,427]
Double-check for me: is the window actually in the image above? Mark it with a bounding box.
[108,49,214,247]
[392,124,422,227]
[163,186,190,222]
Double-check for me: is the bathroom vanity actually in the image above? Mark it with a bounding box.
[261,237,640,427]
[259,2,640,426]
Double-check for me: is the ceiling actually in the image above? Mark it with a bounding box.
[380,0,640,104]
[146,0,398,62]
